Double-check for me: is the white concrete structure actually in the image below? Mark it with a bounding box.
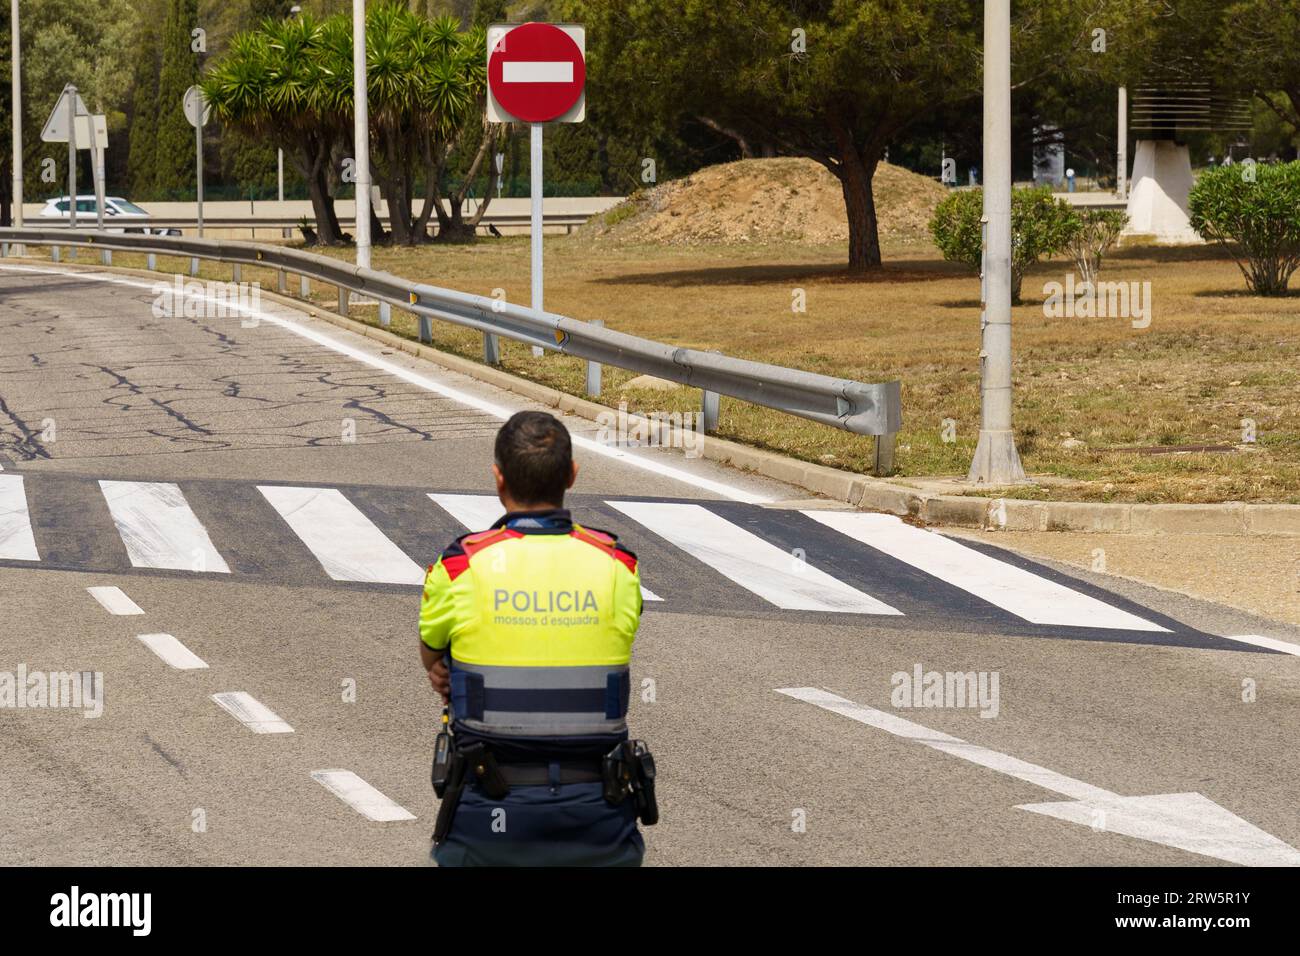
[1124,140,1202,244]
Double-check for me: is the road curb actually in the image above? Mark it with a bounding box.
[17,256,1300,537]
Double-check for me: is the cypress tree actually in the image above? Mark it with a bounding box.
[127,2,165,198]
[152,0,200,198]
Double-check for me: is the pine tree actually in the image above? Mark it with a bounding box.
[152,0,201,198]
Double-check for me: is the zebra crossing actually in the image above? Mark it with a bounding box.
[0,469,1243,649]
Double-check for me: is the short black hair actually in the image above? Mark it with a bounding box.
[494,411,573,506]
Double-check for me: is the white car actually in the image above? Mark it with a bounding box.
[39,195,181,235]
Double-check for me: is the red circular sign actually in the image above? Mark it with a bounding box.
[488,23,585,124]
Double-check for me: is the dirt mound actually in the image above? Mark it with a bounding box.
[584,157,946,247]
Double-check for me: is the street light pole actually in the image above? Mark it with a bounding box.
[9,0,22,230]
[967,0,1026,485]
[352,0,370,270]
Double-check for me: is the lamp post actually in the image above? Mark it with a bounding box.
[10,0,23,230]
[967,0,1026,485]
[352,0,370,269]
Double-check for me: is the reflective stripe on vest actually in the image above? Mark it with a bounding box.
[450,661,631,738]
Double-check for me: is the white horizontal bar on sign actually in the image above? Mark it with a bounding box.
[259,485,424,586]
[87,585,144,616]
[801,511,1166,632]
[608,501,901,615]
[311,770,417,822]
[99,480,230,573]
[502,61,573,84]
[137,632,208,670]
[0,474,39,561]
[211,692,293,734]
[430,493,664,603]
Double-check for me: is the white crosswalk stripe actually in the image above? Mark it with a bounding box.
[99,480,230,573]
[259,485,425,585]
[801,511,1167,632]
[608,501,902,614]
[429,493,663,602]
[0,474,39,561]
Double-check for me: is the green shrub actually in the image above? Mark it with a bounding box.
[1065,208,1128,285]
[929,187,1077,303]
[1188,161,1300,295]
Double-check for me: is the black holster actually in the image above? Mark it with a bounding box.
[601,740,659,826]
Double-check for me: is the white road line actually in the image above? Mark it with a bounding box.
[802,511,1168,632]
[777,686,1110,800]
[259,485,425,585]
[86,585,144,615]
[137,632,208,670]
[311,770,417,822]
[609,501,901,614]
[503,61,573,83]
[778,687,1300,866]
[99,480,231,573]
[0,267,771,504]
[430,493,663,602]
[0,474,39,561]
[1222,634,1300,656]
[211,692,293,734]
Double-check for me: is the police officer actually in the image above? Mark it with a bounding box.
[419,410,655,866]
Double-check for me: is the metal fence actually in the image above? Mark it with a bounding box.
[0,228,902,474]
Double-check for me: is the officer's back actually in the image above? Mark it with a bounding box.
[419,411,652,866]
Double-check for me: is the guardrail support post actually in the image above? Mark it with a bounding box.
[702,389,720,434]
[873,432,897,477]
[147,253,156,271]
[102,249,111,266]
[337,286,348,316]
[189,257,199,278]
[379,302,391,328]
[51,245,60,263]
[418,316,433,344]
[1,243,7,257]
[277,269,286,294]
[232,263,241,284]
[300,275,309,297]
[483,332,500,365]
[585,320,603,397]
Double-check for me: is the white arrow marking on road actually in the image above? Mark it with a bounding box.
[429,493,662,602]
[777,687,1300,866]
[311,770,417,822]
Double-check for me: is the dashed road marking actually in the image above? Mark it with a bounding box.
[137,632,209,670]
[211,691,294,734]
[311,770,417,822]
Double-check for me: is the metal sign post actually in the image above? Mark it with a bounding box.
[183,86,210,238]
[66,85,77,229]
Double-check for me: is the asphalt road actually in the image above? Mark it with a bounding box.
[2,263,1299,867]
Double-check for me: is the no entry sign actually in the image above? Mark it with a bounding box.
[487,23,586,124]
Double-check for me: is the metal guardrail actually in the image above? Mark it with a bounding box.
[0,228,902,473]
